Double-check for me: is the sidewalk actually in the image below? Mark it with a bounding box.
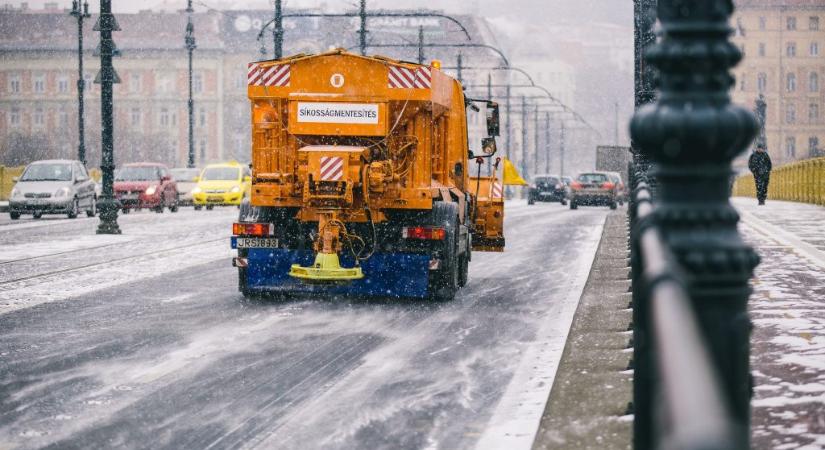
[733,198,825,449]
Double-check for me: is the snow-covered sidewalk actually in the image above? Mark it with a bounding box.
[733,198,825,449]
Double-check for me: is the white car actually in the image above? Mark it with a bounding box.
[8,159,97,220]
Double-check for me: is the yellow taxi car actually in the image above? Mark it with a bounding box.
[192,162,251,210]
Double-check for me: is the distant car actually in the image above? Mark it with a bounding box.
[191,162,251,210]
[603,171,627,205]
[8,159,97,220]
[170,167,201,207]
[528,174,567,205]
[114,163,178,213]
[569,172,618,210]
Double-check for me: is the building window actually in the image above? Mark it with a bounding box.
[786,103,796,124]
[758,43,766,57]
[129,73,142,93]
[813,42,820,56]
[787,73,797,92]
[199,139,207,160]
[811,103,820,121]
[787,42,796,57]
[57,75,69,94]
[811,72,819,92]
[8,73,20,93]
[811,16,820,31]
[198,107,206,127]
[193,73,203,94]
[9,107,20,127]
[160,107,170,127]
[83,72,93,90]
[810,137,820,156]
[786,137,796,158]
[758,73,767,92]
[130,107,141,127]
[759,16,766,30]
[33,73,45,94]
[33,107,45,128]
[787,16,797,30]
[740,75,746,91]
[234,72,245,90]
[171,111,177,127]
[157,72,173,94]
[59,109,68,127]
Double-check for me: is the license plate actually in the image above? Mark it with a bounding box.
[207,196,223,202]
[234,237,279,249]
[120,194,139,200]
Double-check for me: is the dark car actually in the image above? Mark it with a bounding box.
[604,171,627,205]
[569,172,618,210]
[114,163,179,213]
[528,174,567,205]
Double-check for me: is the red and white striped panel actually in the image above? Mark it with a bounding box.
[319,156,344,181]
[388,66,432,89]
[491,182,503,199]
[247,63,291,87]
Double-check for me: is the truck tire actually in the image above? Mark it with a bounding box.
[429,202,459,302]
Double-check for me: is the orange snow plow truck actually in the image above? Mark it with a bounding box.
[231,49,506,300]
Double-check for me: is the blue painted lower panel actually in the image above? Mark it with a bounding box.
[245,249,432,298]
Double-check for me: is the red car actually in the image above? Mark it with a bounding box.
[114,163,179,213]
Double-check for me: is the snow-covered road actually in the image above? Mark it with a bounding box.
[0,203,608,449]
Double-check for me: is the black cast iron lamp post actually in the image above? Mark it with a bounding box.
[95,0,121,235]
[69,0,90,166]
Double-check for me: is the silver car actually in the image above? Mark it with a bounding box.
[8,160,97,220]
[170,167,200,207]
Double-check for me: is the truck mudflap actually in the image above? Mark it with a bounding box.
[244,248,431,298]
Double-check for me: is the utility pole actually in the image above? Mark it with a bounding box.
[69,0,90,166]
[505,84,511,160]
[95,0,121,235]
[487,73,493,174]
[534,104,539,174]
[520,96,528,179]
[358,0,367,56]
[560,121,565,177]
[417,26,424,64]
[456,53,463,84]
[273,0,283,59]
[185,0,196,168]
[614,100,619,146]
[544,112,551,173]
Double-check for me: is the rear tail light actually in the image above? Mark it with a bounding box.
[602,182,615,190]
[570,181,582,190]
[402,226,446,240]
[233,222,273,237]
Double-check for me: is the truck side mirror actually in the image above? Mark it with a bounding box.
[486,102,500,137]
[481,137,497,156]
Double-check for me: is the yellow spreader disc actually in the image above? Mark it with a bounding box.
[288,253,364,282]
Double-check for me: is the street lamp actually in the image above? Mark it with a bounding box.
[69,0,90,166]
[185,0,196,168]
[94,0,121,235]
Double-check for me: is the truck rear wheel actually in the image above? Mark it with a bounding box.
[429,202,460,302]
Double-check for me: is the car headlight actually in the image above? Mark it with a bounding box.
[146,185,157,196]
[11,187,22,198]
[230,185,241,193]
[54,187,70,198]
[191,186,202,194]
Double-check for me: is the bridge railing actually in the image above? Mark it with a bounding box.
[733,157,825,205]
[630,179,745,450]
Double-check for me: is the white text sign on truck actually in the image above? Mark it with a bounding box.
[296,102,379,125]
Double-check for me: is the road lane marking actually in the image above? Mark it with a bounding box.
[474,214,607,450]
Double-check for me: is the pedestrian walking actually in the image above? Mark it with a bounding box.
[748,144,772,205]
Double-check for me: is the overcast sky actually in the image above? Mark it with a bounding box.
[2,0,631,26]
